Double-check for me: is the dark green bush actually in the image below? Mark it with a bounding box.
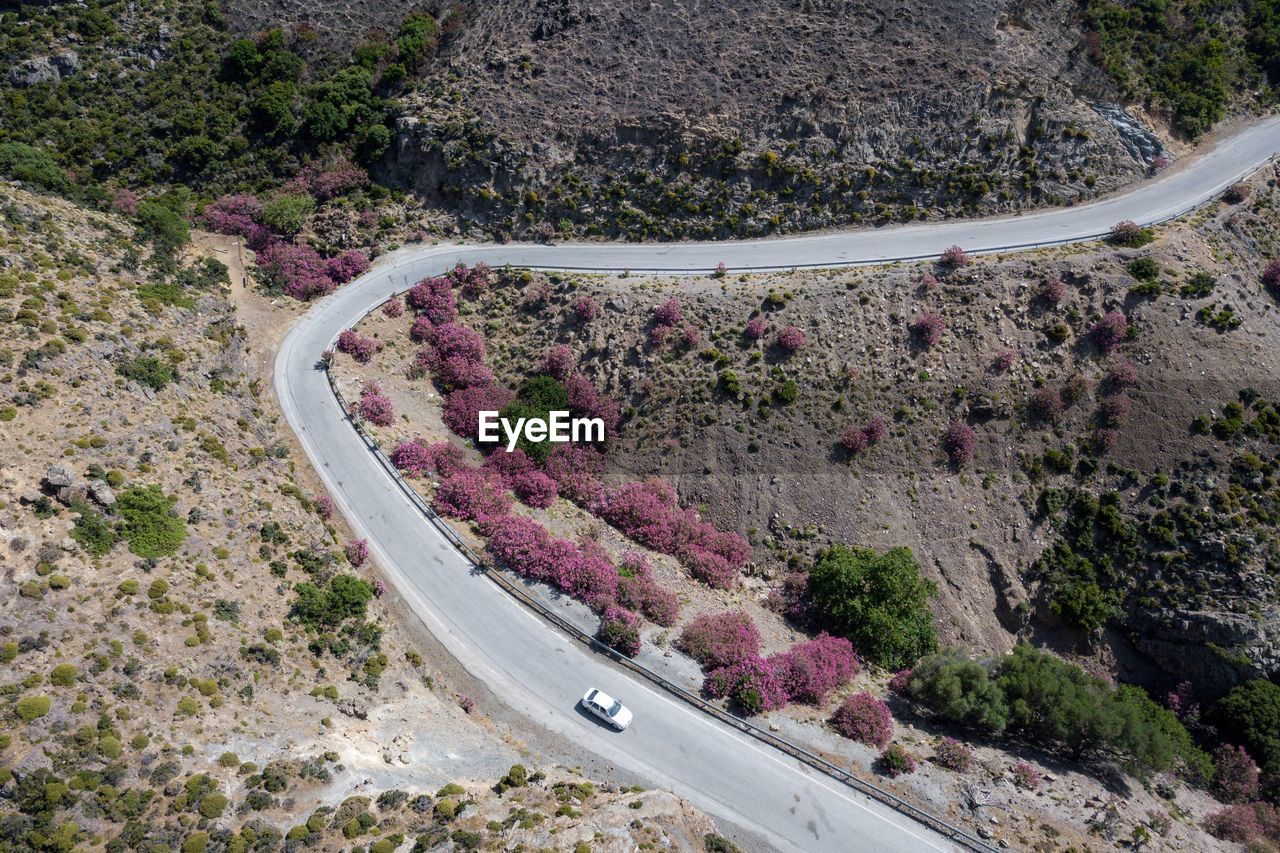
[1211,679,1280,775]
[0,142,70,193]
[808,545,938,670]
[116,356,176,391]
[908,648,1008,731]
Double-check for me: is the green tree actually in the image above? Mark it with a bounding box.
[1211,679,1280,775]
[497,376,570,462]
[134,201,191,254]
[291,574,374,628]
[807,545,937,670]
[908,648,1008,731]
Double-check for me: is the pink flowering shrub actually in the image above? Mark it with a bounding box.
[436,355,495,390]
[256,240,336,300]
[830,693,893,749]
[449,262,491,297]
[382,297,404,318]
[647,323,670,347]
[409,315,435,343]
[565,374,621,437]
[421,323,485,367]
[677,611,760,669]
[1039,278,1068,304]
[910,312,945,348]
[1203,805,1263,843]
[481,448,536,484]
[345,538,369,567]
[776,325,806,353]
[654,298,683,326]
[112,188,138,216]
[766,633,859,705]
[1010,760,1040,790]
[704,656,788,715]
[336,329,380,363]
[616,556,680,626]
[920,271,938,290]
[511,469,558,508]
[878,744,917,777]
[202,194,264,238]
[592,479,750,587]
[1089,311,1129,353]
[1105,359,1139,391]
[358,381,395,426]
[841,417,886,453]
[1092,428,1120,455]
[1097,394,1132,428]
[541,344,575,381]
[685,548,737,589]
[573,295,598,322]
[442,384,515,439]
[888,668,914,696]
[1109,220,1148,245]
[313,494,335,520]
[544,443,605,503]
[940,245,970,268]
[681,325,703,348]
[285,164,367,201]
[1263,258,1280,295]
[932,737,974,772]
[993,350,1016,372]
[326,250,369,284]
[407,276,458,325]
[484,514,618,611]
[1029,387,1064,422]
[391,439,434,477]
[943,420,975,466]
[597,605,641,657]
[1213,744,1261,804]
[744,316,768,339]
[432,466,512,523]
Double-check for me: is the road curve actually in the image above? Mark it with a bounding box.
[275,117,1280,852]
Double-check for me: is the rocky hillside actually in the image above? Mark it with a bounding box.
[456,167,1280,698]
[0,184,728,851]
[383,0,1209,239]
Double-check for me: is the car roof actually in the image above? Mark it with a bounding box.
[585,688,613,705]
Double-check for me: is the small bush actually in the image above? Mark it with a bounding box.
[116,356,176,391]
[1011,760,1040,790]
[877,744,916,777]
[776,326,806,353]
[49,664,78,687]
[939,245,970,268]
[597,606,641,657]
[932,737,974,772]
[1089,311,1129,353]
[677,611,760,670]
[910,312,945,348]
[1109,220,1154,247]
[16,695,52,721]
[830,692,893,748]
[942,420,975,466]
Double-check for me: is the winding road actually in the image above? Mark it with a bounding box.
[274,116,1280,852]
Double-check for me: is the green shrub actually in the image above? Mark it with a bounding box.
[808,545,938,670]
[0,142,70,193]
[1211,679,1280,775]
[496,376,570,462]
[135,200,191,253]
[16,695,53,721]
[260,194,315,235]
[70,501,117,557]
[117,486,187,558]
[49,664,78,687]
[290,574,374,628]
[116,356,176,391]
[199,791,228,818]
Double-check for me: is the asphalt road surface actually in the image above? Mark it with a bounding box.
[274,116,1280,852]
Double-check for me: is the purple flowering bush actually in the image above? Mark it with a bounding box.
[830,692,893,749]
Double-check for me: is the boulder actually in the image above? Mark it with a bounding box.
[88,481,116,507]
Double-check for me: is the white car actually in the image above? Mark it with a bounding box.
[581,687,633,730]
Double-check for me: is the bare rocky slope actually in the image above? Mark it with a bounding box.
[383,0,1180,239]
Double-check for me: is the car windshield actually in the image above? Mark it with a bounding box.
[607,701,623,716]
